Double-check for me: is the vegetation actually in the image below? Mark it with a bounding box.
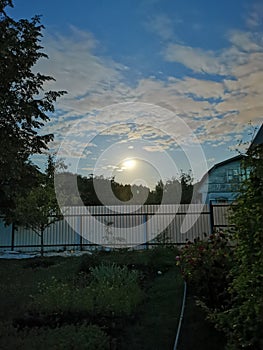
[177,232,233,310]
[14,156,63,256]
[211,145,263,350]
[0,249,184,349]
[177,145,263,349]
[0,0,66,220]
[56,170,194,206]
[0,323,110,350]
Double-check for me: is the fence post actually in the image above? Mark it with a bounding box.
[209,200,214,234]
[79,215,83,251]
[144,214,149,249]
[11,223,15,251]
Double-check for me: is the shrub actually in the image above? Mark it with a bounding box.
[32,276,93,315]
[78,253,98,274]
[147,246,177,272]
[211,145,263,349]
[90,263,143,316]
[0,322,109,350]
[23,258,56,269]
[31,263,143,318]
[177,232,233,309]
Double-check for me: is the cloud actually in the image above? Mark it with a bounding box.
[143,145,165,152]
[228,30,263,52]
[246,2,263,29]
[145,14,175,40]
[38,26,125,105]
[38,24,263,159]
[165,43,225,75]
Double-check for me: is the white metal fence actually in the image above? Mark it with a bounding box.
[0,203,232,252]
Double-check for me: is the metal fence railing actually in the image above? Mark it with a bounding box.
[0,203,232,253]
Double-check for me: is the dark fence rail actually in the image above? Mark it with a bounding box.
[0,203,232,253]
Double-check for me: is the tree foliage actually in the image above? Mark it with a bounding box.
[0,0,66,219]
[55,171,194,206]
[177,146,263,349]
[14,155,62,256]
[213,145,263,349]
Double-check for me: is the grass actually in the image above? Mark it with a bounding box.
[118,266,184,349]
[0,248,184,349]
[0,248,226,349]
[178,288,226,350]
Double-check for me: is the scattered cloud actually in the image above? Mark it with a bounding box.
[39,22,263,157]
[165,43,224,75]
[246,2,263,29]
[145,14,175,40]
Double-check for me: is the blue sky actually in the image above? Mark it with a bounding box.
[9,0,263,187]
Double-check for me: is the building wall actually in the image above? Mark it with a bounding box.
[199,159,245,204]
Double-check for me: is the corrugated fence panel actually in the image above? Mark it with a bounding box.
[0,219,12,250]
[213,204,231,228]
[0,204,232,252]
[14,226,41,252]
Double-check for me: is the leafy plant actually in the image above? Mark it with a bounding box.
[32,276,93,315]
[211,145,263,349]
[23,258,56,269]
[90,263,143,316]
[0,322,109,350]
[177,232,233,309]
[78,253,98,274]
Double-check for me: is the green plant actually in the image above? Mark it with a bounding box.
[78,253,98,274]
[23,258,56,269]
[90,263,143,316]
[147,246,177,272]
[0,322,109,350]
[32,276,94,314]
[177,232,233,309]
[211,145,263,349]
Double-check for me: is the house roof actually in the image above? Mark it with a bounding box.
[197,123,263,190]
[197,154,245,188]
[249,123,263,150]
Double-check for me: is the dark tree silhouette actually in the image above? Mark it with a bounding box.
[0,0,66,220]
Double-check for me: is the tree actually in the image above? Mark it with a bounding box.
[14,156,62,257]
[0,0,66,220]
[179,170,193,204]
[214,145,263,349]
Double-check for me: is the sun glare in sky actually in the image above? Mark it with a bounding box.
[122,159,136,170]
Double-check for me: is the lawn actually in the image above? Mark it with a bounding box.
[0,248,185,349]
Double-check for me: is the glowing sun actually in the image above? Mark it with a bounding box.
[122,159,136,170]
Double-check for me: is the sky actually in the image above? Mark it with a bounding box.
[9,0,263,188]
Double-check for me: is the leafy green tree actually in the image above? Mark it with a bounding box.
[14,156,62,257]
[213,145,263,349]
[0,0,66,219]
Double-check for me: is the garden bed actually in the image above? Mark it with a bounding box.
[0,248,184,349]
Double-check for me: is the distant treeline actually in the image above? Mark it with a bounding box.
[55,171,196,206]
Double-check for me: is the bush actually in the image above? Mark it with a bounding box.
[32,276,93,315]
[147,246,177,272]
[0,322,109,350]
[177,232,233,309]
[212,145,263,349]
[31,263,143,318]
[90,263,143,316]
[23,257,56,269]
[78,253,98,274]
